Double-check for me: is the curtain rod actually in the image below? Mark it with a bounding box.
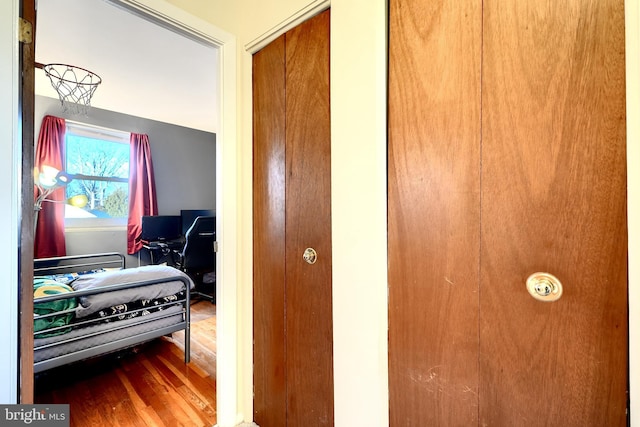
[65,119,131,137]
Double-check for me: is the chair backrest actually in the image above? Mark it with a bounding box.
[181,216,216,271]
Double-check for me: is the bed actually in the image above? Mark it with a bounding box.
[33,252,193,373]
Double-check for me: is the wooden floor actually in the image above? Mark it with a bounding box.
[34,300,217,427]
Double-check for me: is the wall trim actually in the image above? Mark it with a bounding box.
[244,0,330,54]
[108,0,232,47]
[107,1,239,425]
[3,0,19,404]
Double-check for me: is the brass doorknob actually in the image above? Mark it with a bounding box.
[303,248,317,264]
[526,272,563,302]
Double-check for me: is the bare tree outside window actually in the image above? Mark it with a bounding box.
[65,130,130,220]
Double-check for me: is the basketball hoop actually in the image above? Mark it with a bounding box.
[43,63,102,115]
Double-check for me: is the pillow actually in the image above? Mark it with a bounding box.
[33,278,78,337]
[70,265,193,318]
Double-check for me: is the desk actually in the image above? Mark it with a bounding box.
[139,238,184,266]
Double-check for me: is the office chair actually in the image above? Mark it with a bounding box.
[176,216,216,303]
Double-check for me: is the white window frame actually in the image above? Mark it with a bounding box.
[64,121,131,229]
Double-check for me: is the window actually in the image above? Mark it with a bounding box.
[64,122,130,228]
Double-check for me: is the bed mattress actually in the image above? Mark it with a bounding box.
[34,305,184,364]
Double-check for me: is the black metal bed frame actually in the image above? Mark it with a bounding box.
[33,252,191,373]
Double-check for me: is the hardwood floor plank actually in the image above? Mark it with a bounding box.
[156,387,200,426]
[99,369,141,427]
[167,315,217,377]
[178,383,216,416]
[139,355,192,427]
[115,369,151,414]
[167,342,212,379]
[171,385,213,426]
[139,406,165,427]
[157,342,216,392]
[142,356,182,390]
[121,357,164,409]
[156,354,216,421]
[66,383,109,427]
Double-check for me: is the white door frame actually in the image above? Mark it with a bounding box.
[1,0,20,404]
[106,1,239,424]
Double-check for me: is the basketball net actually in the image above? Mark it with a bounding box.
[44,63,102,116]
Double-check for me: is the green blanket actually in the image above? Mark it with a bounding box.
[34,278,78,338]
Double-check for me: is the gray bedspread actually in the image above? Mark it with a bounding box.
[70,265,193,318]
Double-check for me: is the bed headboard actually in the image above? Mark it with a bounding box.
[34,252,125,276]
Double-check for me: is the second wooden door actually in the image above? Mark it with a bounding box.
[253,10,333,427]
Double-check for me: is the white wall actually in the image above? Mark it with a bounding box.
[328,2,389,425]
[0,0,19,404]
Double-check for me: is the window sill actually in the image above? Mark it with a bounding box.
[65,217,128,232]
[64,225,127,233]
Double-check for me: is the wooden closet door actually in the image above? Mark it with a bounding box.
[253,9,333,427]
[388,0,482,425]
[480,0,628,425]
[388,0,628,425]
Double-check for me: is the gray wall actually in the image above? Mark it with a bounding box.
[35,95,216,267]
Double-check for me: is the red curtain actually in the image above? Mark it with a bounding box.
[127,133,158,254]
[34,115,67,258]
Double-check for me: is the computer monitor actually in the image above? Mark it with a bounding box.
[141,215,182,241]
[181,209,215,235]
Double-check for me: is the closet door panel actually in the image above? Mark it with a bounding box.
[388,0,482,425]
[480,0,628,425]
[284,10,333,426]
[253,34,287,427]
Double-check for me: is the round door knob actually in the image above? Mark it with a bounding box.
[303,247,317,264]
[526,272,563,302]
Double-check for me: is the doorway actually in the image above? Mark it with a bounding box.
[20,0,238,422]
